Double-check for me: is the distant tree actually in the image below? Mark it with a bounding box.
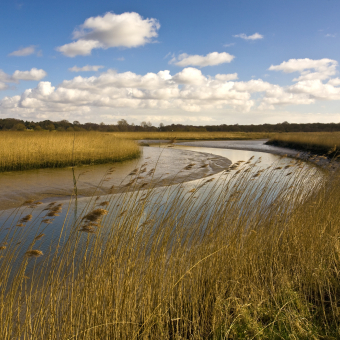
[47,123,55,131]
[73,120,80,125]
[117,119,129,131]
[13,123,26,131]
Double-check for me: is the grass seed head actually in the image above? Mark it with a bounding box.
[34,234,45,241]
[79,226,96,233]
[20,214,32,223]
[98,201,109,207]
[82,208,108,222]
[25,250,43,257]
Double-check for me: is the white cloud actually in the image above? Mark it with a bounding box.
[325,33,336,38]
[170,52,235,67]
[328,78,340,86]
[57,40,102,57]
[69,65,104,72]
[56,12,160,57]
[172,68,207,84]
[233,33,263,40]
[0,82,7,90]
[269,58,338,82]
[0,68,256,115]
[233,79,273,92]
[0,70,12,83]
[215,73,238,81]
[8,45,37,56]
[288,80,340,101]
[2,59,340,121]
[12,68,47,81]
[0,68,47,91]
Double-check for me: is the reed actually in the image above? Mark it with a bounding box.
[0,131,141,172]
[267,131,340,156]
[111,131,274,141]
[0,156,339,339]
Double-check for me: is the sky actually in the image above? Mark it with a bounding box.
[0,0,339,126]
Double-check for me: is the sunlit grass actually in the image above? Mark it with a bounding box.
[0,131,141,172]
[267,132,340,155]
[111,131,274,141]
[0,155,339,339]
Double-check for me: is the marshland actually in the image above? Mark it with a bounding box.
[0,130,339,339]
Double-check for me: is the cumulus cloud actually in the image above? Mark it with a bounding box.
[215,73,238,81]
[233,79,273,92]
[328,78,340,86]
[0,82,7,90]
[170,52,235,67]
[56,12,160,57]
[8,45,38,57]
[69,65,104,72]
[257,58,340,109]
[269,58,338,81]
[0,70,12,83]
[2,58,340,120]
[12,68,47,81]
[0,68,258,115]
[172,68,207,84]
[233,33,263,40]
[0,68,47,91]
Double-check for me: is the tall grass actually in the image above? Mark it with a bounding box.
[112,131,274,141]
[0,131,141,172]
[267,132,340,156]
[0,155,339,339]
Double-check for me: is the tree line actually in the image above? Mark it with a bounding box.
[1,118,340,133]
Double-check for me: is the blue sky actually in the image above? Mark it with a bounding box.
[0,0,339,125]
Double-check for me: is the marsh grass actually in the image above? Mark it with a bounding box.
[0,131,141,172]
[267,132,340,156]
[113,131,273,141]
[0,156,339,339]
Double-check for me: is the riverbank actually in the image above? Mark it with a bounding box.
[142,139,339,172]
[266,132,340,157]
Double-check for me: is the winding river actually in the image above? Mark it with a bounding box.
[0,140,325,275]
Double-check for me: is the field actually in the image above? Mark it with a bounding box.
[267,132,340,156]
[0,131,141,172]
[0,154,339,339]
[0,131,274,172]
[112,131,274,141]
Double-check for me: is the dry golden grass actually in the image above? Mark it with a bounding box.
[268,132,340,155]
[112,131,274,141]
[0,131,141,172]
[0,157,339,338]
